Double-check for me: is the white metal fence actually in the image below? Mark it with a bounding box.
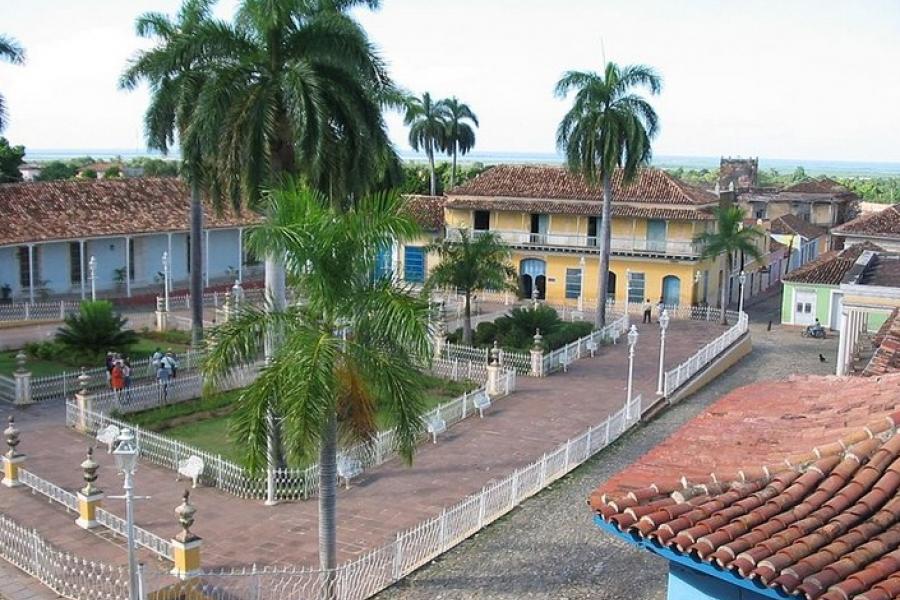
[440,343,533,376]
[543,314,629,375]
[663,312,749,397]
[0,300,80,323]
[430,357,489,382]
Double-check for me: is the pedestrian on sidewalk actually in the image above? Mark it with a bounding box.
[656,297,666,320]
[162,350,178,379]
[110,360,125,404]
[105,351,115,387]
[642,298,652,324]
[156,358,172,404]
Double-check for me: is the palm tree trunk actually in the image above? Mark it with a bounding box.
[189,180,204,348]
[720,253,731,326]
[451,144,457,189]
[427,143,436,196]
[594,174,613,328]
[319,410,338,600]
[463,289,473,345]
[264,255,288,469]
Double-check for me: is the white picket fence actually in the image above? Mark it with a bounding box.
[67,370,516,502]
[430,357,489,382]
[0,300,80,323]
[440,343,532,376]
[543,313,629,375]
[663,311,750,397]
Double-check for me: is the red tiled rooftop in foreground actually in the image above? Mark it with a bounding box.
[591,373,900,600]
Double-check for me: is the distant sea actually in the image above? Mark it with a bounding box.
[23,148,900,178]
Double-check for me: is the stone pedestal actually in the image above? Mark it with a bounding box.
[156,310,168,332]
[1,455,25,487]
[13,371,32,405]
[74,391,93,433]
[170,537,202,579]
[75,491,104,529]
[487,363,500,396]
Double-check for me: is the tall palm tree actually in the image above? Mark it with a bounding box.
[121,0,213,349]
[424,230,516,345]
[405,92,449,196]
[439,96,478,189]
[555,62,661,327]
[694,205,764,325]
[203,181,431,590]
[0,35,25,132]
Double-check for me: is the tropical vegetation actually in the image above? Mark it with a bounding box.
[0,136,24,183]
[424,229,516,345]
[555,62,662,328]
[202,182,431,581]
[448,305,593,353]
[440,97,479,188]
[55,300,139,357]
[405,92,449,196]
[0,34,24,132]
[693,205,764,324]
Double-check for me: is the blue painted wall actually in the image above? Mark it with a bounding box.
[669,564,773,600]
[0,246,20,297]
[207,229,241,279]
[39,242,72,294]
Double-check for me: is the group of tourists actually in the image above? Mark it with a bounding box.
[105,352,133,400]
[641,298,667,324]
[104,348,181,404]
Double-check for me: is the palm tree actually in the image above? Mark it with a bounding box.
[424,230,516,345]
[439,97,478,189]
[0,35,25,132]
[555,62,661,327]
[203,181,431,589]
[121,0,213,349]
[405,92,449,196]
[694,205,764,325]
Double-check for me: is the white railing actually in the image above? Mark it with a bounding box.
[144,393,642,600]
[0,300,80,323]
[663,312,749,397]
[543,313,629,375]
[430,357,489,382]
[159,287,269,311]
[16,467,173,561]
[0,512,131,600]
[0,375,15,403]
[440,343,533,375]
[67,373,516,502]
[447,226,703,257]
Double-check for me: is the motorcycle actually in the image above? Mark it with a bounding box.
[802,325,827,339]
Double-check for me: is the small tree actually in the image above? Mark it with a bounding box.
[56,300,138,356]
[0,136,24,183]
[80,168,97,180]
[425,230,516,345]
[405,92,449,196]
[694,205,764,325]
[103,165,122,178]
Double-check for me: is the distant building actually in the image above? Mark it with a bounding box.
[737,177,859,231]
[831,202,900,252]
[19,163,42,182]
[718,156,758,190]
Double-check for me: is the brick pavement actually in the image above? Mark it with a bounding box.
[0,319,726,577]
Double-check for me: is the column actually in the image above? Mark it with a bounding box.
[79,240,86,300]
[170,491,202,580]
[237,227,244,282]
[2,417,25,488]
[27,244,34,304]
[124,236,131,298]
[167,233,173,290]
[204,230,210,289]
[75,448,104,529]
[836,309,848,376]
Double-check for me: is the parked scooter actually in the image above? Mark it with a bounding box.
[802,322,827,339]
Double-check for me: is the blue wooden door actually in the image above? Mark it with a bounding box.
[403,246,425,283]
[662,275,681,306]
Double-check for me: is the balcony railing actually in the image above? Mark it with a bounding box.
[447,227,703,257]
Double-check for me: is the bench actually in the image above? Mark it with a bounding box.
[337,455,363,489]
[96,425,120,453]
[560,352,573,373]
[472,391,492,418]
[426,414,447,443]
[177,455,204,488]
[586,340,598,357]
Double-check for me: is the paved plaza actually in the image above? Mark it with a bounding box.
[0,315,727,593]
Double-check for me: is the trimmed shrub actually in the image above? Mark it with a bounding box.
[56,300,138,356]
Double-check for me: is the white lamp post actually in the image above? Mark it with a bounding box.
[656,309,670,396]
[626,324,638,418]
[111,428,140,600]
[738,270,747,316]
[88,256,97,301]
[162,252,170,312]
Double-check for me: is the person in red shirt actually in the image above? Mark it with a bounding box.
[110,361,126,402]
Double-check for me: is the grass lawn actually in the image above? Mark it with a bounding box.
[0,335,191,378]
[121,374,481,466]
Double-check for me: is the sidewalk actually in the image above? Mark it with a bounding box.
[0,319,726,572]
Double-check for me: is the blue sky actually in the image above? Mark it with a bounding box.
[1,0,899,162]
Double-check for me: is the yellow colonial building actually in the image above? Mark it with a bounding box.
[444,165,730,308]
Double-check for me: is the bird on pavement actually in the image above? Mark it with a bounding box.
[819,353,826,363]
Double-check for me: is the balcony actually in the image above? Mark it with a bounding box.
[446,227,704,258]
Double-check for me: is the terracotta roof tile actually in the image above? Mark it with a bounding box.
[864,310,900,378]
[771,213,827,240]
[401,194,445,231]
[591,373,900,600]
[445,196,715,221]
[783,242,884,285]
[783,178,851,195]
[448,165,718,206]
[832,204,900,240]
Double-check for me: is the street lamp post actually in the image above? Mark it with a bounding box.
[738,270,747,316]
[656,309,670,396]
[626,324,638,418]
[111,428,141,600]
[162,252,170,312]
[88,256,97,301]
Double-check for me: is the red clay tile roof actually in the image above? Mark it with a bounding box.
[832,204,900,240]
[445,196,715,221]
[401,194,445,231]
[771,213,827,240]
[783,177,851,195]
[591,372,900,600]
[783,242,884,286]
[864,309,900,377]
[448,165,718,206]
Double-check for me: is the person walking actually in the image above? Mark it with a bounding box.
[110,360,126,404]
[656,297,666,320]
[642,298,652,324]
[163,350,179,380]
[150,347,163,376]
[156,357,173,404]
[105,352,115,387]
[122,357,132,404]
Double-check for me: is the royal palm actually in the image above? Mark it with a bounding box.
[694,205,764,325]
[203,182,431,587]
[440,97,479,189]
[555,62,661,326]
[121,0,213,348]
[0,35,25,132]
[405,92,449,195]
